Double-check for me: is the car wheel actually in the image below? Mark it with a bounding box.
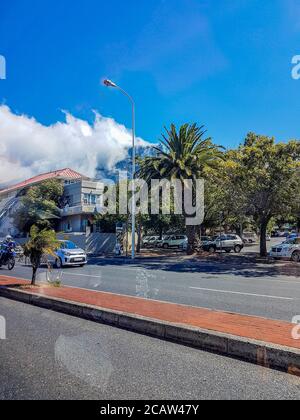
[234,245,242,254]
[55,258,63,269]
[208,246,216,254]
[291,251,300,263]
[163,244,168,249]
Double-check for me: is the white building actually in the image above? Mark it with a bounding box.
[0,168,104,236]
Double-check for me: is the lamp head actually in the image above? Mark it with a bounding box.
[103,79,117,88]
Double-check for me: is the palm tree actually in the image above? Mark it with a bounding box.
[138,123,223,253]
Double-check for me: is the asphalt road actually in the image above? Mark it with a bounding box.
[2,240,299,322]
[0,297,299,400]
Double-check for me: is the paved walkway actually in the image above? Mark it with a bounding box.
[0,274,299,350]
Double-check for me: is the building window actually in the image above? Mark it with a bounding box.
[83,193,99,205]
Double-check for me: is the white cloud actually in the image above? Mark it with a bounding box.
[0,105,149,185]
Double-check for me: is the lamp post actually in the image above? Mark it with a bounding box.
[103,79,136,259]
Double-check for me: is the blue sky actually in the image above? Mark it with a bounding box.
[1,0,300,150]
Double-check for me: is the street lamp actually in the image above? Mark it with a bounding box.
[103,79,136,260]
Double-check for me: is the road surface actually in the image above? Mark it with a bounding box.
[3,249,300,322]
[0,297,299,400]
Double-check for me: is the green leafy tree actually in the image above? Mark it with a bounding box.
[138,123,224,253]
[142,214,185,237]
[13,179,64,234]
[23,226,60,285]
[203,157,251,236]
[227,134,300,256]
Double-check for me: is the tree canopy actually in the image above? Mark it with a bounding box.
[13,179,64,234]
[24,225,59,285]
[221,134,300,255]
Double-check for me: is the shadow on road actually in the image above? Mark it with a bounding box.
[86,254,300,279]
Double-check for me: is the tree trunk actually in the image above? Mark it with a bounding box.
[236,223,243,238]
[136,219,142,254]
[31,255,41,286]
[184,181,196,255]
[159,226,163,241]
[260,221,268,257]
[186,225,195,255]
[31,265,38,286]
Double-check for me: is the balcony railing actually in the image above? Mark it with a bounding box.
[60,204,104,216]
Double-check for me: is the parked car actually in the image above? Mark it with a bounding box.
[269,237,300,262]
[199,236,213,245]
[278,231,290,238]
[142,236,151,247]
[156,235,171,248]
[162,235,188,249]
[142,236,160,248]
[288,233,299,241]
[43,240,87,268]
[242,232,258,244]
[202,234,244,254]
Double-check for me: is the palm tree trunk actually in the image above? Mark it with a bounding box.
[184,181,197,255]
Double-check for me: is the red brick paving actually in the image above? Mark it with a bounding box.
[0,274,299,350]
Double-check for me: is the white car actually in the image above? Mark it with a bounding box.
[43,240,87,268]
[270,238,300,262]
[142,236,151,247]
[242,232,258,244]
[202,234,244,253]
[162,235,188,249]
[148,236,160,248]
[156,235,171,248]
[143,236,159,248]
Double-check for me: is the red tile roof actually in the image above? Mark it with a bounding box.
[0,168,87,196]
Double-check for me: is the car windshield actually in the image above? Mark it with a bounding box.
[61,241,78,250]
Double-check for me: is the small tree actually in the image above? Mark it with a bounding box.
[13,179,64,234]
[24,226,59,285]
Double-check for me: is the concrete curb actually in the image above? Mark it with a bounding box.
[1,286,300,376]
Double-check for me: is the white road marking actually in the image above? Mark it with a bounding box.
[189,287,294,301]
[62,272,103,279]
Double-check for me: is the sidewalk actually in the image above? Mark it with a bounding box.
[0,274,299,351]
